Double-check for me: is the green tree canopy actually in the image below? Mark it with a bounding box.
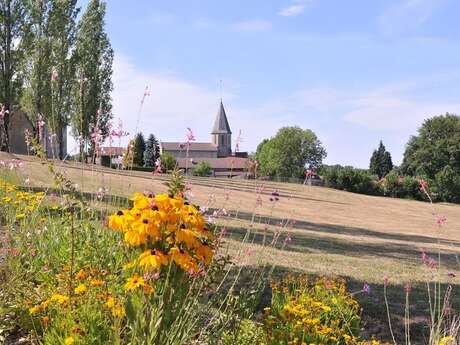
[369,141,393,179]
[133,132,145,166]
[71,0,113,161]
[256,126,326,179]
[401,113,460,203]
[401,113,460,179]
[143,133,160,167]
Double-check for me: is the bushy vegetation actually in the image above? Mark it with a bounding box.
[192,161,212,177]
[320,165,378,195]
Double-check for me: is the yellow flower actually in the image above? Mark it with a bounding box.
[64,336,74,345]
[75,269,88,280]
[90,279,104,287]
[125,273,144,290]
[105,297,116,308]
[138,249,168,271]
[440,336,454,345]
[74,284,87,295]
[50,294,69,305]
[112,304,125,318]
[15,213,25,220]
[29,305,40,315]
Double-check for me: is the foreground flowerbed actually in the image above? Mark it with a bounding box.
[1,168,452,345]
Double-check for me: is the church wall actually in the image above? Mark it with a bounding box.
[165,149,217,159]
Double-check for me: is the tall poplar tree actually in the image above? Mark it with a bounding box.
[0,0,29,151]
[71,0,113,162]
[48,0,79,158]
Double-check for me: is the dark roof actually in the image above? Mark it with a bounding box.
[99,146,125,156]
[176,157,248,170]
[211,101,232,134]
[161,142,217,152]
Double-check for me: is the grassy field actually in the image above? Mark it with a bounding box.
[2,151,460,342]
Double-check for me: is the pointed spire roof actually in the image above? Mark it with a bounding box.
[212,101,232,134]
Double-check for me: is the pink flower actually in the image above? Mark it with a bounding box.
[419,178,428,191]
[362,283,371,294]
[383,276,390,286]
[436,215,447,227]
[448,272,456,278]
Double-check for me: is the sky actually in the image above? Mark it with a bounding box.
[73,0,460,168]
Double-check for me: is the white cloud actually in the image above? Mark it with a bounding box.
[230,19,272,32]
[278,4,306,17]
[344,94,460,130]
[377,0,447,36]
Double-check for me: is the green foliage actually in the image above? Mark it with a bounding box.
[222,319,265,345]
[380,171,423,200]
[160,152,176,172]
[71,0,113,158]
[402,114,460,179]
[256,126,326,179]
[401,113,460,203]
[369,141,393,179]
[166,168,185,196]
[132,133,145,167]
[435,165,460,203]
[192,161,212,177]
[143,133,160,167]
[0,0,30,151]
[321,165,378,194]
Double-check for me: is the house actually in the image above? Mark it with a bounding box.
[160,101,249,177]
[97,146,125,167]
[1,109,66,159]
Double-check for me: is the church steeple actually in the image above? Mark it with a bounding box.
[212,101,232,135]
[211,101,232,157]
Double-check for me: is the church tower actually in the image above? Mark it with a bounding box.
[211,101,232,157]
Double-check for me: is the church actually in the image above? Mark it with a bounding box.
[160,101,249,177]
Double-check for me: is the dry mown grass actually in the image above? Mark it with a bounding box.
[2,152,460,341]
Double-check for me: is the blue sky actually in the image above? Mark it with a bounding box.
[75,0,460,168]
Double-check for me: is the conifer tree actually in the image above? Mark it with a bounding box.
[369,141,393,178]
[133,132,145,167]
[143,133,160,167]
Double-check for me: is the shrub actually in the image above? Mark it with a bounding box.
[321,165,378,195]
[160,152,177,172]
[192,161,212,177]
[435,165,460,203]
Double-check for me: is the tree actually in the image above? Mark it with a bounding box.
[369,141,393,179]
[143,133,160,167]
[122,139,134,168]
[132,132,145,166]
[21,0,79,158]
[192,161,212,177]
[257,126,326,178]
[71,0,113,162]
[0,0,30,151]
[401,114,460,178]
[160,152,176,172]
[48,0,79,159]
[401,113,460,203]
